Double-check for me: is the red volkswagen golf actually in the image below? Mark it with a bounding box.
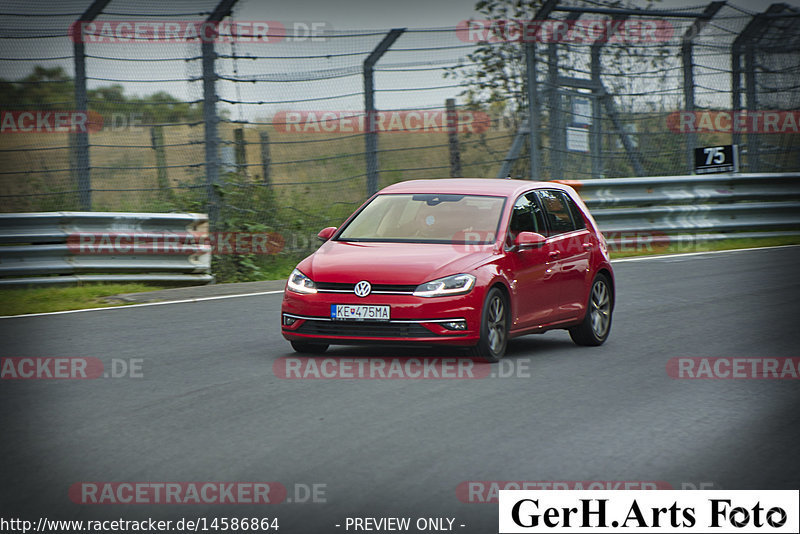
[281,178,614,361]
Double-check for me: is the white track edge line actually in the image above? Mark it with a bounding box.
[0,290,285,319]
[610,243,799,263]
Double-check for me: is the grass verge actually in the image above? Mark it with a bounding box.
[0,283,176,316]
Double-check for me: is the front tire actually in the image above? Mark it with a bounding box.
[569,273,613,346]
[290,341,329,354]
[469,287,510,362]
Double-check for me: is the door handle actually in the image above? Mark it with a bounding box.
[548,251,560,260]
[582,243,593,251]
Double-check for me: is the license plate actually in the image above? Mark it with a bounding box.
[331,304,390,321]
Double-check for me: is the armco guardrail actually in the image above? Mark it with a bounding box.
[0,212,213,286]
[2,174,798,286]
[556,173,800,242]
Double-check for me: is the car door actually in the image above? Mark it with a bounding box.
[535,189,593,323]
[504,192,559,329]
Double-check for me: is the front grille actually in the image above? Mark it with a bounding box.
[316,282,417,293]
[296,320,436,338]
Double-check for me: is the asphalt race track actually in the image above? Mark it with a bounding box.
[1,246,799,533]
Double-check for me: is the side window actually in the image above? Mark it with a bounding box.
[506,192,546,247]
[529,193,547,233]
[564,194,587,230]
[536,190,579,236]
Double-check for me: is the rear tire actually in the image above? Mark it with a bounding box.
[569,273,613,346]
[469,287,509,362]
[290,341,329,354]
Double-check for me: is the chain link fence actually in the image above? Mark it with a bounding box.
[1,0,798,280]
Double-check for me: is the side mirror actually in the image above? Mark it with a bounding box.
[317,226,337,241]
[515,231,546,249]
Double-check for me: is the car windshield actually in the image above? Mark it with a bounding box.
[337,193,506,244]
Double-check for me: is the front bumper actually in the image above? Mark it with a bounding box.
[281,289,483,346]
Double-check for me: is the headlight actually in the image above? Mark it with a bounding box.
[413,274,476,297]
[287,268,317,294]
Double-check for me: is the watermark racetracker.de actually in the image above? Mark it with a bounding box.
[457,481,674,503]
[0,111,103,134]
[67,232,285,255]
[455,18,675,44]
[69,482,286,504]
[0,357,143,379]
[0,111,204,134]
[450,230,671,255]
[68,481,327,505]
[273,356,533,379]
[69,20,333,43]
[666,110,800,134]
[457,481,722,503]
[667,357,800,379]
[272,110,492,134]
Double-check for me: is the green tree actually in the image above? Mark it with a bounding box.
[445,0,672,178]
[0,66,204,123]
[446,0,666,122]
[0,66,75,109]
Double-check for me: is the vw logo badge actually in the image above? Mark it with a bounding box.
[354,280,372,297]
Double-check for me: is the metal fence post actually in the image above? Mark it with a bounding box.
[526,0,559,180]
[744,43,759,172]
[72,0,111,211]
[496,120,530,179]
[260,131,271,186]
[732,5,780,173]
[547,43,563,178]
[590,44,609,177]
[589,62,602,179]
[682,2,724,174]
[150,126,172,201]
[68,133,78,199]
[364,28,405,197]
[74,41,91,210]
[591,14,647,177]
[234,127,246,174]
[732,47,742,155]
[446,98,462,178]
[202,0,238,231]
[682,36,697,174]
[202,39,221,229]
[525,42,540,180]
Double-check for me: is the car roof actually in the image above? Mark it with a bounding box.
[378,178,572,198]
